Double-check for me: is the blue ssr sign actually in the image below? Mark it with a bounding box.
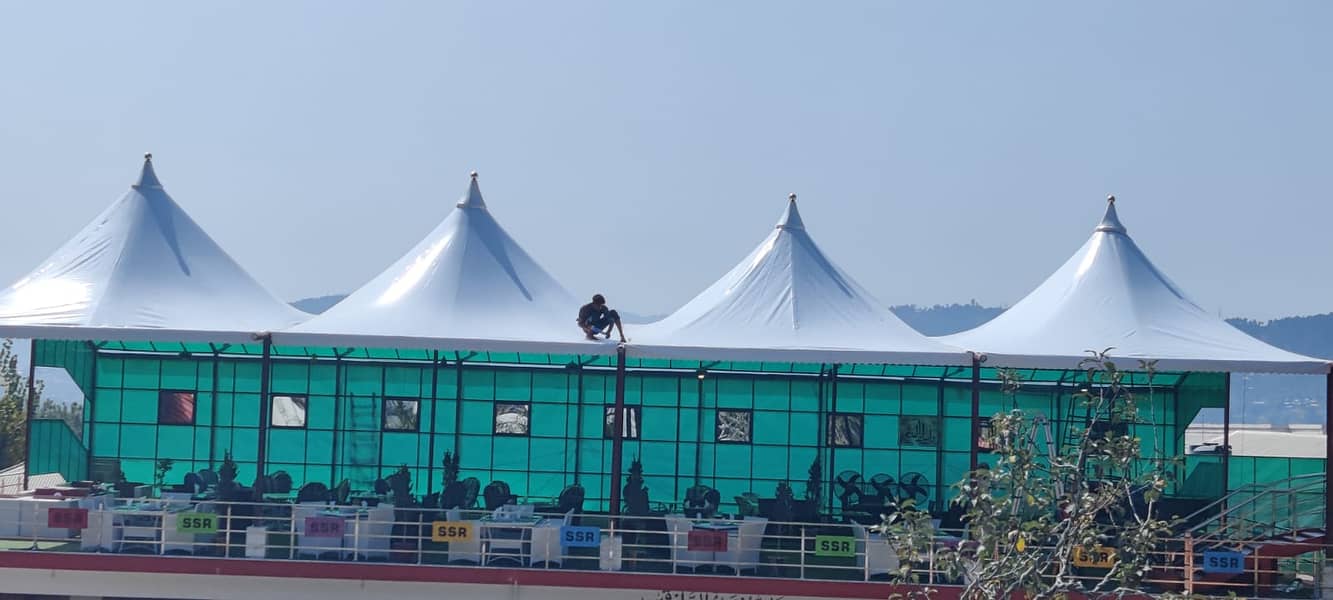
[1201,550,1245,574]
[560,525,601,548]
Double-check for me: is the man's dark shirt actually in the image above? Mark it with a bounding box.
[578,302,606,326]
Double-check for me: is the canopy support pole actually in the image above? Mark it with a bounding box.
[21,339,37,491]
[255,335,273,481]
[331,353,344,487]
[85,342,100,481]
[828,363,840,517]
[573,363,584,484]
[1325,370,1331,536]
[453,352,466,460]
[1222,374,1232,502]
[969,354,982,471]
[425,351,442,495]
[608,346,627,516]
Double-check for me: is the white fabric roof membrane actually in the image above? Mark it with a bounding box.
[630,195,971,365]
[941,197,1330,374]
[276,173,615,355]
[0,155,308,343]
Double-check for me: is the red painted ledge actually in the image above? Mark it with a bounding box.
[0,551,959,600]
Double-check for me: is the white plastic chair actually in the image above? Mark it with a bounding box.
[81,508,118,552]
[717,517,767,574]
[483,520,529,566]
[354,504,395,560]
[851,522,900,580]
[529,521,563,567]
[293,503,337,559]
[442,508,483,564]
[160,512,198,555]
[665,514,713,572]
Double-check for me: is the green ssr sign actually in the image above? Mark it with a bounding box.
[176,512,218,534]
[814,535,855,557]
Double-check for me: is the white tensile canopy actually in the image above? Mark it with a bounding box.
[0,155,307,343]
[631,195,970,365]
[275,173,615,355]
[941,197,1329,374]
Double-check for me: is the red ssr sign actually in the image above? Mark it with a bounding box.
[48,507,89,529]
[687,529,727,552]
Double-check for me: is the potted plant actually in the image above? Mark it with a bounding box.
[153,458,175,494]
[440,451,464,510]
[797,458,822,522]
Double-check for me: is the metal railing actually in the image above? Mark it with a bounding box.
[0,496,1327,598]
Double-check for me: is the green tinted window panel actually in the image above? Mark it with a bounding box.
[752,446,788,480]
[640,375,678,406]
[714,378,753,409]
[384,366,425,397]
[160,360,200,390]
[229,429,259,461]
[119,424,157,458]
[528,438,566,471]
[942,418,973,452]
[787,413,817,446]
[121,389,159,424]
[531,407,566,437]
[942,387,971,417]
[92,424,119,455]
[232,361,263,393]
[268,429,307,462]
[303,395,333,430]
[157,425,194,458]
[751,379,788,411]
[192,428,211,459]
[753,412,789,446]
[861,449,897,475]
[863,415,897,448]
[864,381,900,414]
[123,359,159,389]
[531,371,571,403]
[901,384,938,416]
[120,458,154,483]
[494,370,533,402]
[835,382,866,413]
[459,401,494,434]
[381,432,420,466]
[788,379,819,412]
[97,357,124,388]
[232,394,260,427]
[492,436,531,470]
[714,444,753,478]
[461,369,495,400]
[271,363,310,395]
[93,389,122,422]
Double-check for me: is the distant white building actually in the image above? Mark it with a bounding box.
[1185,423,1326,458]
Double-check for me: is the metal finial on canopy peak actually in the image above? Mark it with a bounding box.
[458,171,486,208]
[144,153,153,162]
[1095,194,1127,234]
[133,152,162,189]
[776,192,805,230]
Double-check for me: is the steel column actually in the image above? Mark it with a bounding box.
[608,346,627,516]
[254,336,273,480]
[969,354,982,471]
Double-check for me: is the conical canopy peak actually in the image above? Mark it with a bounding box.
[457,171,487,209]
[1095,194,1126,234]
[776,193,805,230]
[133,153,163,190]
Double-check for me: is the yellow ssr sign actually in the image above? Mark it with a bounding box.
[1072,545,1117,568]
[431,521,474,542]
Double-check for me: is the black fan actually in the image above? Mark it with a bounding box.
[897,472,931,505]
[835,470,864,509]
[869,473,896,499]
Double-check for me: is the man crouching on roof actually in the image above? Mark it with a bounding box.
[578,294,626,342]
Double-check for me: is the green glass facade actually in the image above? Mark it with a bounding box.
[27,339,1322,514]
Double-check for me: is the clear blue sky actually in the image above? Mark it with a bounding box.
[0,1,1329,321]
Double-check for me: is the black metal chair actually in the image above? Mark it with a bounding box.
[270,471,293,495]
[461,477,480,509]
[483,481,516,511]
[296,482,329,503]
[557,484,586,515]
[197,469,219,488]
[684,485,720,519]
